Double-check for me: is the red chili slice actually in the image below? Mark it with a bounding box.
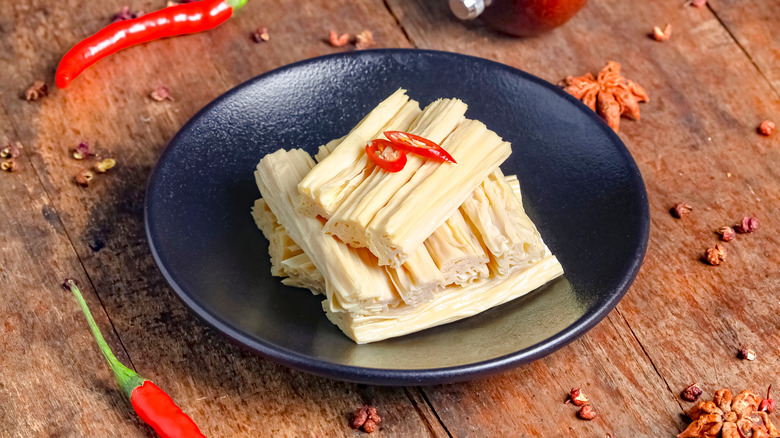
[366,139,407,172]
[383,131,457,163]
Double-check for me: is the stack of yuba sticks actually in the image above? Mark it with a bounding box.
[252,89,563,343]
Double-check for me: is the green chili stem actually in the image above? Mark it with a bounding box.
[225,0,247,9]
[65,279,145,398]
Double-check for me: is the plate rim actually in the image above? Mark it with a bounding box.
[144,48,650,385]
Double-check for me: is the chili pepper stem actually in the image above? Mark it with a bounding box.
[64,279,145,399]
[225,0,247,8]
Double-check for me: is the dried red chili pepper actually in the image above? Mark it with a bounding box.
[56,0,247,88]
[63,279,206,438]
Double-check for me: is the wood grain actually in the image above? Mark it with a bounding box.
[1,0,778,436]
[709,0,780,94]
[0,0,442,437]
[384,0,780,435]
[0,106,147,437]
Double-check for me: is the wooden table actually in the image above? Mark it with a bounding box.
[1,0,778,436]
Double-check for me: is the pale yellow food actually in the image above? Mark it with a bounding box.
[256,149,400,315]
[297,89,417,218]
[322,98,467,250]
[460,168,545,276]
[365,118,511,268]
[326,251,562,343]
[251,91,563,343]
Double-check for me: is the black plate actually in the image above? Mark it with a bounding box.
[145,49,649,385]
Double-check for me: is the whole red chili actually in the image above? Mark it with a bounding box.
[55,0,247,88]
[64,279,206,438]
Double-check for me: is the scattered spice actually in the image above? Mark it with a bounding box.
[683,383,704,402]
[95,158,117,173]
[251,27,270,43]
[568,388,589,406]
[735,216,759,234]
[1,159,17,172]
[703,244,726,266]
[112,5,141,22]
[678,388,780,438]
[672,202,693,218]
[355,30,374,50]
[72,142,93,160]
[350,405,381,433]
[561,61,649,132]
[760,386,775,414]
[25,81,48,101]
[653,23,673,42]
[577,404,597,420]
[75,169,95,187]
[328,30,349,47]
[0,143,20,159]
[758,120,775,136]
[738,346,756,361]
[150,86,172,102]
[717,226,736,242]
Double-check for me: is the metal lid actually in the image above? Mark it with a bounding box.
[449,0,491,20]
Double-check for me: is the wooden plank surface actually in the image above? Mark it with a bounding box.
[709,0,780,94]
[0,0,778,436]
[385,0,780,435]
[0,1,444,437]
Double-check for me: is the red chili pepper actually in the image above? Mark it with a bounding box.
[383,131,457,163]
[64,279,206,438]
[365,139,407,172]
[55,0,247,88]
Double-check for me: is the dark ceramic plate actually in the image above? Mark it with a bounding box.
[145,49,649,385]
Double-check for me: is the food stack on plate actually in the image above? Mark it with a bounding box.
[252,88,563,343]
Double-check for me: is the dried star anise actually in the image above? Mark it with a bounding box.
[704,244,726,266]
[679,389,780,438]
[251,27,270,43]
[561,61,649,132]
[25,81,48,101]
[328,30,349,47]
[672,202,693,218]
[758,120,775,136]
[355,30,374,50]
[350,405,381,433]
[683,383,704,402]
[735,217,759,234]
[718,226,736,242]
